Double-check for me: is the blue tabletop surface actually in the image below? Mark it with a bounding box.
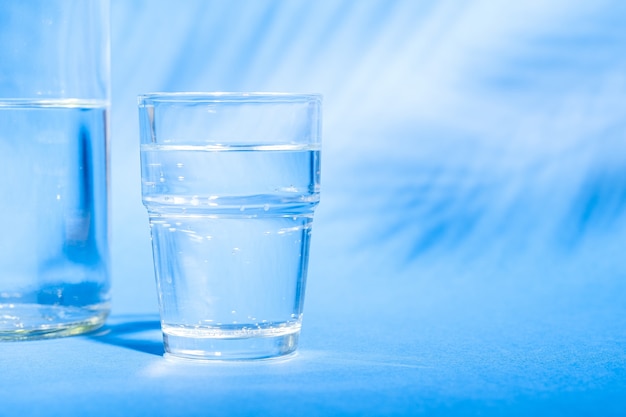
[2,1,626,415]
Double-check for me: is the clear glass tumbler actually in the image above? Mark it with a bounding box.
[0,0,111,340]
[138,92,322,360]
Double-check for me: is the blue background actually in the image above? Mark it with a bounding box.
[3,1,626,415]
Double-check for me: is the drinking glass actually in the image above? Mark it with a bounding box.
[138,92,322,360]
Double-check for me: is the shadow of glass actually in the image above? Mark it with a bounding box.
[90,318,164,356]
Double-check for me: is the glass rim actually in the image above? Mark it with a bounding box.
[138,92,322,105]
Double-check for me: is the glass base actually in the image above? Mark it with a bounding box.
[0,303,109,341]
[163,329,301,360]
